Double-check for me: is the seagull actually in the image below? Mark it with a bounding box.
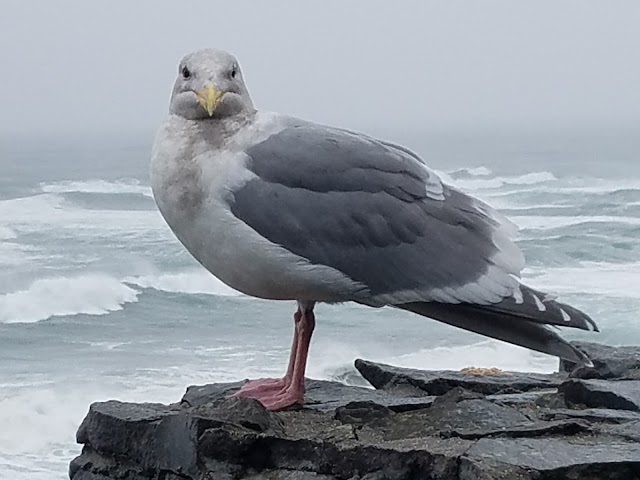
[151,49,598,411]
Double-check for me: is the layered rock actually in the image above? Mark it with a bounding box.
[71,343,640,480]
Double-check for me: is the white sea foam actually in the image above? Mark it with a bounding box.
[0,193,66,219]
[525,262,640,299]
[0,243,39,267]
[510,215,640,231]
[40,178,153,197]
[0,226,17,240]
[309,338,560,387]
[0,388,87,454]
[482,179,640,200]
[452,171,558,191]
[465,166,493,176]
[0,388,86,480]
[0,274,139,324]
[386,340,559,373]
[557,180,640,194]
[488,200,573,211]
[87,341,130,350]
[0,381,191,480]
[448,166,493,177]
[442,167,640,197]
[125,269,240,296]
[0,193,167,237]
[306,341,367,382]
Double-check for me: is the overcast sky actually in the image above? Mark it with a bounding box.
[1,1,639,135]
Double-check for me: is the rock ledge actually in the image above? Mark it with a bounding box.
[71,343,640,480]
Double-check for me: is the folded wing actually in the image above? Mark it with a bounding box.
[229,123,596,364]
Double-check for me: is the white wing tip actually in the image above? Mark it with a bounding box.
[531,293,547,312]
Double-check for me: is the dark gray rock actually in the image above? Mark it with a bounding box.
[75,401,199,477]
[181,380,243,406]
[486,389,556,406]
[561,379,640,411]
[70,473,115,480]
[541,408,640,424]
[334,401,394,425]
[357,388,588,442]
[462,436,640,480]
[355,359,563,395]
[602,420,640,443]
[561,341,640,379]
[72,381,639,480]
[409,388,531,437]
[71,346,640,480]
[183,378,436,413]
[245,472,337,480]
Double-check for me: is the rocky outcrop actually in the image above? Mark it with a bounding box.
[354,359,564,395]
[561,378,640,411]
[71,343,640,480]
[560,341,640,379]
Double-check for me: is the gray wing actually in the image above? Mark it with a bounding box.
[230,124,524,307]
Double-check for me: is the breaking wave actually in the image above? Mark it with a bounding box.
[40,178,153,197]
[0,269,240,324]
[0,274,139,324]
[125,269,240,296]
[452,171,558,191]
[0,192,166,236]
[448,166,493,177]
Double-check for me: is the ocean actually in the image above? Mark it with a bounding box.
[1,128,639,479]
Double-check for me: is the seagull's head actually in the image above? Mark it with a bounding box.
[169,49,254,121]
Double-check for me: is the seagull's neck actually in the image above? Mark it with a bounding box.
[192,110,257,148]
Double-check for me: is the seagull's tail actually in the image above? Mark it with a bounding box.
[396,284,597,366]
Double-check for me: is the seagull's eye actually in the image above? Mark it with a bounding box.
[230,68,237,79]
[181,66,191,79]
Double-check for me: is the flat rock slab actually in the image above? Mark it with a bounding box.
[561,379,640,411]
[541,408,640,424]
[182,379,436,413]
[561,342,640,379]
[355,359,564,395]
[486,389,557,406]
[601,420,640,443]
[462,436,640,480]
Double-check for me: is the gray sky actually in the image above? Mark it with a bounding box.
[1,1,639,135]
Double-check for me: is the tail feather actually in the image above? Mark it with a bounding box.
[496,284,599,332]
[397,287,596,366]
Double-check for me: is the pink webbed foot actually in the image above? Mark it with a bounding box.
[261,387,305,411]
[231,378,286,399]
[233,383,304,411]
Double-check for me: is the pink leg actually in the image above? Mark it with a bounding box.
[231,308,303,398]
[262,306,315,410]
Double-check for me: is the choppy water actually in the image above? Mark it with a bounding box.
[1,130,639,479]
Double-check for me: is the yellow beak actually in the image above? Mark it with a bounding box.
[195,84,224,116]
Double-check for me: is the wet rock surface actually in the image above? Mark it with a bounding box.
[560,341,640,379]
[71,343,640,480]
[561,378,640,411]
[354,359,564,395]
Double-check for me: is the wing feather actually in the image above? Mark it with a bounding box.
[230,124,522,307]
